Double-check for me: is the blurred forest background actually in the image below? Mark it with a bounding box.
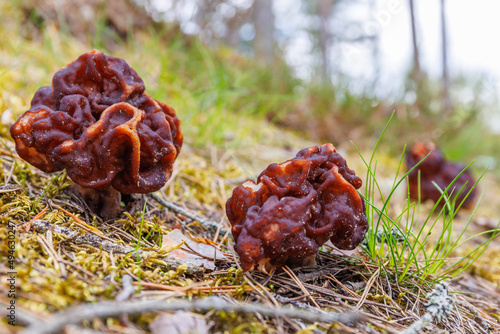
[1,0,500,170]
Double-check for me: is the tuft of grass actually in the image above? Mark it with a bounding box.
[355,113,500,284]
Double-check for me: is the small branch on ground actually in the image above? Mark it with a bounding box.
[115,275,135,302]
[20,297,364,334]
[0,300,45,326]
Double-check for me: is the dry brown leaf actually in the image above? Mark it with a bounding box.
[149,311,211,334]
[161,229,225,270]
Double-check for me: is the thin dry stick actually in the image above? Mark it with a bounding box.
[356,261,388,310]
[4,162,16,186]
[225,237,242,271]
[52,203,103,235]
[59,260,97,279]
[0,301,46,326]
[0,148,20,159]
[327,274,360,299]
[36,231,67,277]
[212,216,226,242]
[56,244,68,278]
[115,275,135,302]
[243,271,293,333]
[283,266,321,309]
[15,205,49,231]
[20,297,364,334]
[109,250,117,282]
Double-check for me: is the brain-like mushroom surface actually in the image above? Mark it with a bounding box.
[10,50,182,219]
[406,141,476,209]
[226,144,368,272]
[10,50,183,195]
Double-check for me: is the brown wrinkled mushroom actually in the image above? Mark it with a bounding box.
[10,50,183,219]
[226,144,368,272]
[406,141,476,209]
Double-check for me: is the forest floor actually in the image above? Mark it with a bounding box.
[0,124,500,334]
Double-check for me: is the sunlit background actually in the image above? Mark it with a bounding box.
[1,0,499,168]
[142,0,500,132]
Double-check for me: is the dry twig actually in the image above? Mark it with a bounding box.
[283,266,321,309]
[51,203,104,235]
[20,297,364,334]
[15,205,49,231]
[356,261,388,309]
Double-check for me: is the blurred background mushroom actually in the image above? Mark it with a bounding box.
[226,144,368,272]
[406,141,477,210]
[10,50,183,219]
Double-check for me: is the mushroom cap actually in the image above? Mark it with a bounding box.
[10,50,182,194]
[226,144,368,271]
[406,141,476,209]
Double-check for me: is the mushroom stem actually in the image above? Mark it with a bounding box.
[73,184,121,220]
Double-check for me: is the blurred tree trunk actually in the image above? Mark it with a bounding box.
[408,0,431,114]
[194,0,209,32]
[253,0,275,65]
[370,0,380,88]
[318,0,333,84]
[440,0,452,114]
[409,0,421,82]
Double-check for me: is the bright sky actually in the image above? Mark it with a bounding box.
[378,0,500,92]
[380,0,500,131]
[316,0,500,132]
